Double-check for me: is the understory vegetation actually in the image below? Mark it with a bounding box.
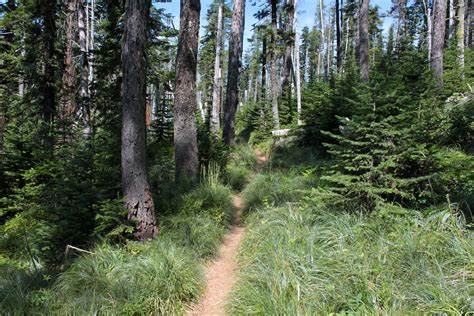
[229,145,473,314]
[0,157,242,314]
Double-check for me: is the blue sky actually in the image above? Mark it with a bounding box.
[154,0,394,50]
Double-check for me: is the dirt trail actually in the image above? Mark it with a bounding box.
[186,151,267,316]
[186,195,244,316]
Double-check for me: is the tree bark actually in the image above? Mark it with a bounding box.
[122,0,158,240]
[318,0,324,79]
[294,0,302,125]
[210,0,224,133]
[458,0,465,77]
[40,0,57,149]
[280,0,295,94]
[174,0,200,178]
[449,0,456,40]
[223,0,245,146]
[60,0,77,137]
[261,36,267,100]
[359,0,369,81]
[422,0,433,62]
[78,0,92,138]
[270,0,280,129]
[432,0,447,89]
[467,0,472,47]
[336,0,341,70]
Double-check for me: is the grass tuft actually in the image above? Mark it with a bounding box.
[229,203,473,314]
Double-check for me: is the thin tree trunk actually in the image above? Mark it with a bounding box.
[458,0,465,78]
[174,0,200,178]
[122,0,158,240]
[223,0,245,146]
[294,0,302,126]
[359,0,369,81]
[422,0,433,62]
[78,0,89,98]
[261,36,267,100]
[40,0,56,149]
[449,0,456,40]
[318,0,324,80]
[78,0,92,138]
[196,72,205,120]
[270,0,280,129]
[304,45,310,82]
[432,0,447,89]
[326,12,332,79]
[280,0,295,94]
[89,0,95,82]
[336,0,341,70]
[60,0,77,137]
[210,0,224,133]
[467,0,472,47]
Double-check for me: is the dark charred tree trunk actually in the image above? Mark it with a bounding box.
[60,0,77,141]
[122,0,158,240]
[223,0,246,146]
[280,0,295,94]
[174,0,200,178]
[40,0,57,149]
[336,0,341,70]
[358,0,369,81]
[270,0,280,129]
[432,0,447,89]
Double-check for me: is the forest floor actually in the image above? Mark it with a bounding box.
[186,149,267,316]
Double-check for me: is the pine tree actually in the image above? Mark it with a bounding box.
[121,0,158,240]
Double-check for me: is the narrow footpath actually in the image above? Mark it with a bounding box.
[186,150,267,316]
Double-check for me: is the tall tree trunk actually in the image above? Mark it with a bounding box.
[261,36,267,100]
[458,0,465,78]
[423,0,433,62]
[336,0,341,70]
[359,0,369,81]
[78,0,89,99]
[210,0,224,133]
[60,0,77,138]
[467,0,472,47]
[280,0,295,94]
[270,0,280,129]
[395,0,407,48]
[78,0,92,138]
[89,0,95,83]
[174,0,200,178]
[40,0,57,149]
[318,0,324,79]
[432,0,447,89]
[223,0,245,146]
[449,0,456,40]
[122,0,158,240]
[294,0,302,125]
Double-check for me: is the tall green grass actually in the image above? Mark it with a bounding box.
[0,168,235,314]
[241,170,316,212]
[55,240,203,315]
[226,145,259,191]
[229,202,473,314]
